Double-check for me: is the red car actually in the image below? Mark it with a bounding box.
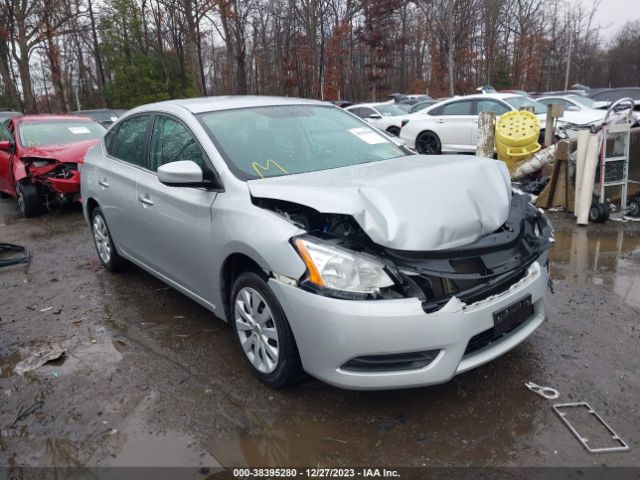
[0,115,105,217]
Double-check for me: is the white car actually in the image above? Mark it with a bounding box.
[400,93,605,154]
[346,103,409,136]
[537,95,606,122]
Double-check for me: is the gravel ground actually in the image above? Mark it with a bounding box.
[0,198,639,470]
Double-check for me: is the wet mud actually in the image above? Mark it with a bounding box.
[0,199,639,468]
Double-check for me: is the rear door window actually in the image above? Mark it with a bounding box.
[110,115,150,167]
[441,101,473,116]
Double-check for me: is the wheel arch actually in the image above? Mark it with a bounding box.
[219,252,268,323]
[84,196,101,225]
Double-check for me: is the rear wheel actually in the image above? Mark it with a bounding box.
[231,271,303,388]
[15,182,41,217]
[415,131,441,154]
[91,207,128,272]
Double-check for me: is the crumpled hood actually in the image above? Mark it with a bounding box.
[20,139,99,164]
[248,155,512,251]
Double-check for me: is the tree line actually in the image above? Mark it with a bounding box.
[1,0,639,113]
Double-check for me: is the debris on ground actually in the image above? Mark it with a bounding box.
[0,243,31,268]
[512,144,557,179]
[13,345,66,375]
[12,401,44,425]
[524,381,559,399]
[553,402,630,453]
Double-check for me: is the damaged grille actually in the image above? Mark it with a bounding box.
[385,193,553,312]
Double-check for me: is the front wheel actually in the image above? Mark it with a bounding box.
[231,271,303,388]
[15,182,42,217]
[415,131,442,154]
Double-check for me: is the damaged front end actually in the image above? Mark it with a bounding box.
[255,192,553,310]
[19,158,81,206]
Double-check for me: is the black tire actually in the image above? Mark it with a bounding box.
[415,131,442,154]
[628,199,640,217]
[90,207,128,272]
[15,182,41,217]
[386,126,401,137]
[231,271,304,388]
[589,203,608,223]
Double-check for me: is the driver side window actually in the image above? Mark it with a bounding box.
[150,115,205,172]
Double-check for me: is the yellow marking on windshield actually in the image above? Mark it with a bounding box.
[251,160,289,178]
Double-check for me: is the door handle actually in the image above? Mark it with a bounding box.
[138,195,154,207]
[436,119,445,123]
[98,179,109,188]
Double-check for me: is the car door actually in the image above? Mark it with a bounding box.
[0,121,16,195]
[98,114,150,259]
[472,99,511,147]
[134,113,219,298]
[429,100,475,152]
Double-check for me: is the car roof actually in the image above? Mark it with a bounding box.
[75,109,122,113]
[346,102,391,109]
[449,93,521,101]
[129,95,327,115]
[17,114,95,122]
[537,95,578,100]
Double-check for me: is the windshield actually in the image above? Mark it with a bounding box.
[569,95,595,109]
[374,104,407,116]
[504,96,546,114]
[19,120,105,147]
[198,105,407,180]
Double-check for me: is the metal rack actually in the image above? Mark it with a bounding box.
[596,98,636,216]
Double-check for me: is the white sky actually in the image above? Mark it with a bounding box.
[591,0,640,40]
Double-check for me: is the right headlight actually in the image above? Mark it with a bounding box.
[293,237,394,294]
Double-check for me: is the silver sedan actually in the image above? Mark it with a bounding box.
[81,96,553,390]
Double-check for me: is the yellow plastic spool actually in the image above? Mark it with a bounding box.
[495,110,541,147]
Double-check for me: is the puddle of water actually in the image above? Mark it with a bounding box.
[550,227,640,309]
[93,393,221,468]
[106,429,219,467]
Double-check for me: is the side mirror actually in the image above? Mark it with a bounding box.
[158,160,204,186]
[0,140,12,152]
[368,113,383,120]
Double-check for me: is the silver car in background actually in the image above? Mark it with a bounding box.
[81,96,553,390]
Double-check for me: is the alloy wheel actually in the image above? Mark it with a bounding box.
[234,287,280,374]
[417,133,440,154]
[92,214,112,264]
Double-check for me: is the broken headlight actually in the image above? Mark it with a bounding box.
[293,236,394,294]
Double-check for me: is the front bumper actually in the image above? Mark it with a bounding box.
[270,260,548,390]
